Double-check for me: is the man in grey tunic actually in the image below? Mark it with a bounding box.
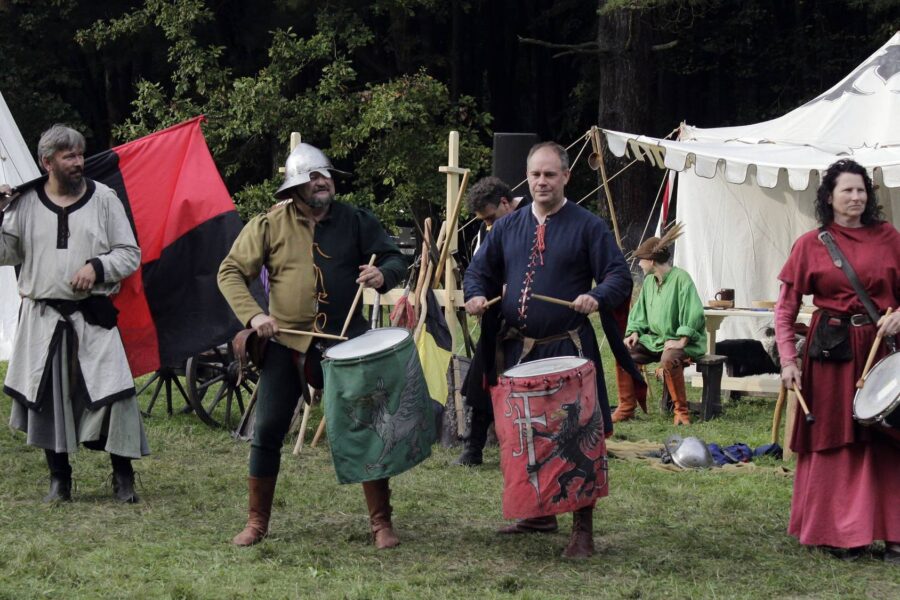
[0,124,149,503]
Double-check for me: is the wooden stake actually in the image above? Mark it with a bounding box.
[310,415,327,448]
[340,254,377,338]
[771,384,787,445]
[591,126,623,249]
[432,169,470,287]
[292,399,314,455]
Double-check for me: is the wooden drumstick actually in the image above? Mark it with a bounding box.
[340,254,377,339]
[857,307,893,388]
[532,293,575,309]
[485,296,501,308]
[279,329,348,341]
[771,383,787,445]
[792,385,815,424]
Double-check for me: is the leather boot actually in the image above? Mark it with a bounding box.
[43,450,72,503]
[232,476,277,546]
[111,454,140,503]
[453,406,491,466]
[363,478,399,549]
[612,365,638,423]
[664,365,691,426]
[562,506,594,558]
[497,515,559,534]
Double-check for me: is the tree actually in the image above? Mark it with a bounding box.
[76,0,491,225]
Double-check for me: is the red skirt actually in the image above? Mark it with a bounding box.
[789,435,900,548]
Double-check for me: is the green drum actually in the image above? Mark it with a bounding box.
[322,327,435,484]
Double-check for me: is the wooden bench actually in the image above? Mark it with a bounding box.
[657,354,727,421]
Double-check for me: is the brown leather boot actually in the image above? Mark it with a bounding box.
[612,365,638,423]
[664,366,691,425]
[562,506,595,558]
[232,476,277,546]
[497,515,559,534]
[363,478,400,549]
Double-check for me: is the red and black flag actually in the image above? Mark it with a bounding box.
[82,117,248,376]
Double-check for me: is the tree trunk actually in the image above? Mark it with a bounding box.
[596,2,655,253]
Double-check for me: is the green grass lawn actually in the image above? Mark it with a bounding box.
[1,347,898,599]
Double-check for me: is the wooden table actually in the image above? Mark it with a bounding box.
[703,307,813,354]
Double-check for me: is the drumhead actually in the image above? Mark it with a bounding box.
[854,352,900,420]
[503,356,589,378]
[324,327,410,360]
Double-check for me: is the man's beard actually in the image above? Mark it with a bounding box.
[58,169,84,196]
[303,193,333,209]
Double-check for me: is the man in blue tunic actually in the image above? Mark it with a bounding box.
[464,142,637,558]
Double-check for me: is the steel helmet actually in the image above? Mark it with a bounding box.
[663,435,714,469]
[274,143,349,199]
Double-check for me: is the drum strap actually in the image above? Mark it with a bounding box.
[500,326,584,366]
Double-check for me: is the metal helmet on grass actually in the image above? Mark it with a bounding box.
[664,435,714,469]
[275,143,349,199]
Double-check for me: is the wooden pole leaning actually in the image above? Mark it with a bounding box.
[857,306,893,388]
[771,384,787,445]
[292,391,314,455]
[432,169,470,288]
[589,126,623,250]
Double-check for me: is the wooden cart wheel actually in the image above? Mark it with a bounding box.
[185,343,258,430]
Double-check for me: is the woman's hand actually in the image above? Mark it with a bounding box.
[781,364,802,391]
[877,309,900,338]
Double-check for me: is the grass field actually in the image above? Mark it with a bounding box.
[1,346,898,599]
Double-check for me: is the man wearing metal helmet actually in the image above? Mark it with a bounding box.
[619,224,706,425]
[218,142,407,549]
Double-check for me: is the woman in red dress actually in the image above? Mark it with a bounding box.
[775,159,900,562]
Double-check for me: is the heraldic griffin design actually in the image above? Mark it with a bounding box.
[344,351,430,473]
[526,395,605,503]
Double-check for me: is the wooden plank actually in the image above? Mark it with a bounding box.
[690,373,782,394]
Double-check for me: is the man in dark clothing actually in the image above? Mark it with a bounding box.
[454,176,528,466]
[218,143,407,550]
[464,142,643,558]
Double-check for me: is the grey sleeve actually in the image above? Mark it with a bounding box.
[0,200,24,266]
[95,196,141,283]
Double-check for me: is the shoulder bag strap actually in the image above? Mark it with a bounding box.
[817,228,882,323]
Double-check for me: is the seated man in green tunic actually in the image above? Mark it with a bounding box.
[615,225,706,425]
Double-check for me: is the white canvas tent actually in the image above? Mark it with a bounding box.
[603,33,900,341]
[0,91,41,360]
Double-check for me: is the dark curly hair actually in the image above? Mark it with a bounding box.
[466,176,512,214]
[815,159,883,226]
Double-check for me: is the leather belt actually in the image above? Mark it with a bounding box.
[849,313,872,326]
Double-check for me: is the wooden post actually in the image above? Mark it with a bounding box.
[438,131,465,351]
[590,126,623,249]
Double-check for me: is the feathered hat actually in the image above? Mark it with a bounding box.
[631,221,685,263]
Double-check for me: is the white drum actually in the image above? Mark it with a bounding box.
[503,356,589,378]
[853,352,900,430]
[323,327,410,361]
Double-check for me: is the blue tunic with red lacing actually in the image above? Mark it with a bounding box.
[464,200,637,435]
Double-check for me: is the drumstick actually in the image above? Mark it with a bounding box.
[792,385,815,424]
[279,329,348,342]
[485,296,501,308]
[771,383,787,445]
[532,294,575,309]
[340,254,377,338]
[857,306,893,388]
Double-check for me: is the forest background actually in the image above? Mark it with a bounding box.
[1,0,898,253]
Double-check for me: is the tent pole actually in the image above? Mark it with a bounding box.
[590,126,623,249]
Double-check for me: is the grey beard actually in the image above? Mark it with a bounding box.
[60,172,84,196]
[304,195,333,209]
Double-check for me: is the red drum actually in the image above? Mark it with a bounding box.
[492,356,608,519]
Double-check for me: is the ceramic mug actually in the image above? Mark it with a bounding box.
[715,288,735,302]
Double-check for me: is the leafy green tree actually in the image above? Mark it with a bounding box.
[77,0,491,225]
